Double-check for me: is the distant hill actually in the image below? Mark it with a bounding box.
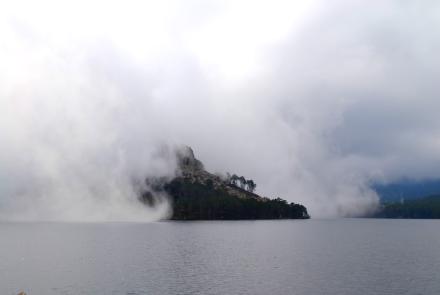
[374,195,440,219]
[140,146,310,220]
[372,179,440,202]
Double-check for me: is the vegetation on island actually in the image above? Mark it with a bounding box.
[164,177,309,220]
[140,146,310,220]
[374,195,440,219]
[226,173,257,193]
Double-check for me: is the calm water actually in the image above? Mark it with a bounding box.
[1,219,439,295]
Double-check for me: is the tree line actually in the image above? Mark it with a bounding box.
[374,195,440,219]
[164,178,309,220]
[226,173,256,193]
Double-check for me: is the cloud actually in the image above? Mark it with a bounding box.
[0,0,439,219]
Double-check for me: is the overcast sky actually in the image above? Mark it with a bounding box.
[1,0,440,220]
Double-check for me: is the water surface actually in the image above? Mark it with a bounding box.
[1,219,439,295]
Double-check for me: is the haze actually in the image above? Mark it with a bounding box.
[1,0,439,220]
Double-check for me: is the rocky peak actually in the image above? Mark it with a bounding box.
[176,146,204,172]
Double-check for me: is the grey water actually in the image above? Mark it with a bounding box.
[1,219,439,295]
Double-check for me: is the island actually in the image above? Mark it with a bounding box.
[140,146,310,220]
[370,179,440,219]
[373,195,440,219]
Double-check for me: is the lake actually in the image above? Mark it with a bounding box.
[1,219,439,295]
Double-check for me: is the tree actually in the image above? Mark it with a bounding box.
[246,179,256,193]
[239,176,246,189]
[231,174,239,186]
[226,172,231,183]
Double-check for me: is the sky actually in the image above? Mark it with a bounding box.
[1,0,440,220]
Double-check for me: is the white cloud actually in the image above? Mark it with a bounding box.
[1,0,439,219]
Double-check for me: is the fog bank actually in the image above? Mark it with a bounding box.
[1,0,440,219]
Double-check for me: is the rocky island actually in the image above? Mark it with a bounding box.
[141,147,310,220]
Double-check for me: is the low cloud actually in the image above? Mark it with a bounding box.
[1,0,439,219]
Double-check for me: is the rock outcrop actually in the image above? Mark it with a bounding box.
[176,146,261,200]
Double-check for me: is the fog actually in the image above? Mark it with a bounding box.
[1,0,439,220]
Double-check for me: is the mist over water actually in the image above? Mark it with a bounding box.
[1,0,440,219]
